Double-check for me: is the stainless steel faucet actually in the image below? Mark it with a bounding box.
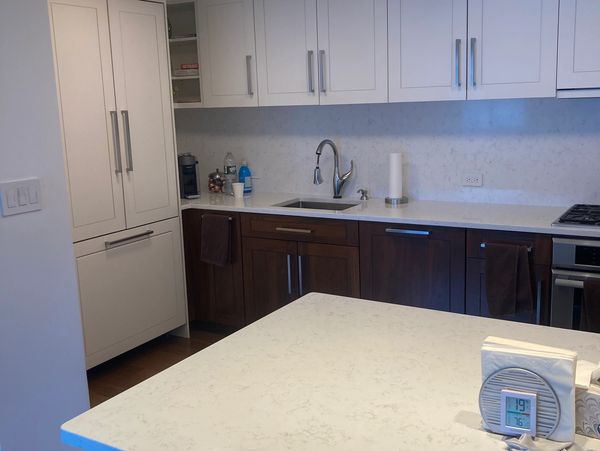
[313,139,354,199]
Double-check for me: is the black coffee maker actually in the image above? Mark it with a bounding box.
[178,153,199,198]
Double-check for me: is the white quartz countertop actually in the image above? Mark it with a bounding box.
[62,293,600,450]
[181,193,600,237]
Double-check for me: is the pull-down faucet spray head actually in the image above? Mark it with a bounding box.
[313,153,323,185]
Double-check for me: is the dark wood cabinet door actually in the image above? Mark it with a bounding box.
[243,237,298,322]
[465,230,552,325]
[360,222,466,313]
[182,210,245,328]
[298,243,360,298]
[466,258,552,325]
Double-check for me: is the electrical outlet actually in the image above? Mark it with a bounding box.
[462,173,483,187]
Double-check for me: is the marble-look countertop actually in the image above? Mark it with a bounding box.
[62,293,600,450]
[181,193,600,238]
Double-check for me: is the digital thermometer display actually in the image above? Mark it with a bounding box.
[500,389,537,436]
[505,397,531,429]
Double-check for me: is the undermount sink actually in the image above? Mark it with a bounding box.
[274,198,360,211]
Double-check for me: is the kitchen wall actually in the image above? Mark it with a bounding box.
[0,1,89,450]
[175,98,600,206]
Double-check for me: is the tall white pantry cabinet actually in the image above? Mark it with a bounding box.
[49,0,186,369]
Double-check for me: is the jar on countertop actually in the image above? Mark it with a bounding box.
[208,168,225,193]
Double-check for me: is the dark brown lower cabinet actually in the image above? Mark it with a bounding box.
[183,210,556,328]
[360,222,466,313]
[182,210,245,328]
[298,242,360,299]
[465,230,552,324]
[243,238,360,323]
[242,237,299,322]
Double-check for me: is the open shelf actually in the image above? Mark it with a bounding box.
[169,36,197,43]
[167,1,201,106]
[172,75,200,81]
[167,2,196,39]
[173,102,203,109]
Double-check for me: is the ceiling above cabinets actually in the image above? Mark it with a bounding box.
[167,0,600,109]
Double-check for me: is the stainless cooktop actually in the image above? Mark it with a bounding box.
[552,204,600,227]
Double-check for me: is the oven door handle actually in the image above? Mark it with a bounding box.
[554,279,584,289]
[552,269,600,288]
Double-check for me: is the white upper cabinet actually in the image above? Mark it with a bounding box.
[467,0,559,100]
[197,0,258,107]
[49,0,126,242]
[316,0,388,105]
[388,0,467,103]
[108,0,179,228]
[254,0,318,106]
[557,0,600,90]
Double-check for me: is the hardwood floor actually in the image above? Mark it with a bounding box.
[87,327,227,407]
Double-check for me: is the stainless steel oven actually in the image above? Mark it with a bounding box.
[551,237,600,329]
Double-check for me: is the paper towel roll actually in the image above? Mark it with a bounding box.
[388,153,403,199]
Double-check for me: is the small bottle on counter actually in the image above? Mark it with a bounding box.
[223,152,237,195]
[238,160,252,194]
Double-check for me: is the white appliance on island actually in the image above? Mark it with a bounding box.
[49,0,186,368]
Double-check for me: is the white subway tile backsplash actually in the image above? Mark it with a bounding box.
[175,98,600,206]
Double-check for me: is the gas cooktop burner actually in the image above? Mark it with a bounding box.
[554,204,600,227]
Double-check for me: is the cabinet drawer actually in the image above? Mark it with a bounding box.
[466,229,552,265]
[74,217,186,369]
[241,214,359,246]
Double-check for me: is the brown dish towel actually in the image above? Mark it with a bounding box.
[200,214,232,267]
[582,280,600,333]
[485,243,534,318]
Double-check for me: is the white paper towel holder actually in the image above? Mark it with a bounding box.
[385,196,408,206]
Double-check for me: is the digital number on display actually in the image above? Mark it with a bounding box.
[500,389,537,435]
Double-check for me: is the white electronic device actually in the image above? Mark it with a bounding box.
[479,367,561,438]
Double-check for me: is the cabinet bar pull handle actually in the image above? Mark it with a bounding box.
[308,50,315,93]
[298,255,304,296]
[246,55,254,96]
[319,50,326,93]
[121,110,133,172]
[535,280,542,325]
[275,227,312,235]
[385,228,430,236]
[109,111,122,174]
[286,254,292,295]
[470,37,476,87]
[105,230,153,249]
[455,38,462,88]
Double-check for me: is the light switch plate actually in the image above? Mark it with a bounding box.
[0,178,42,217]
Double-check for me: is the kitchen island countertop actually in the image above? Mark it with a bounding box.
[62,293,600,450]
[181,193,600,238]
